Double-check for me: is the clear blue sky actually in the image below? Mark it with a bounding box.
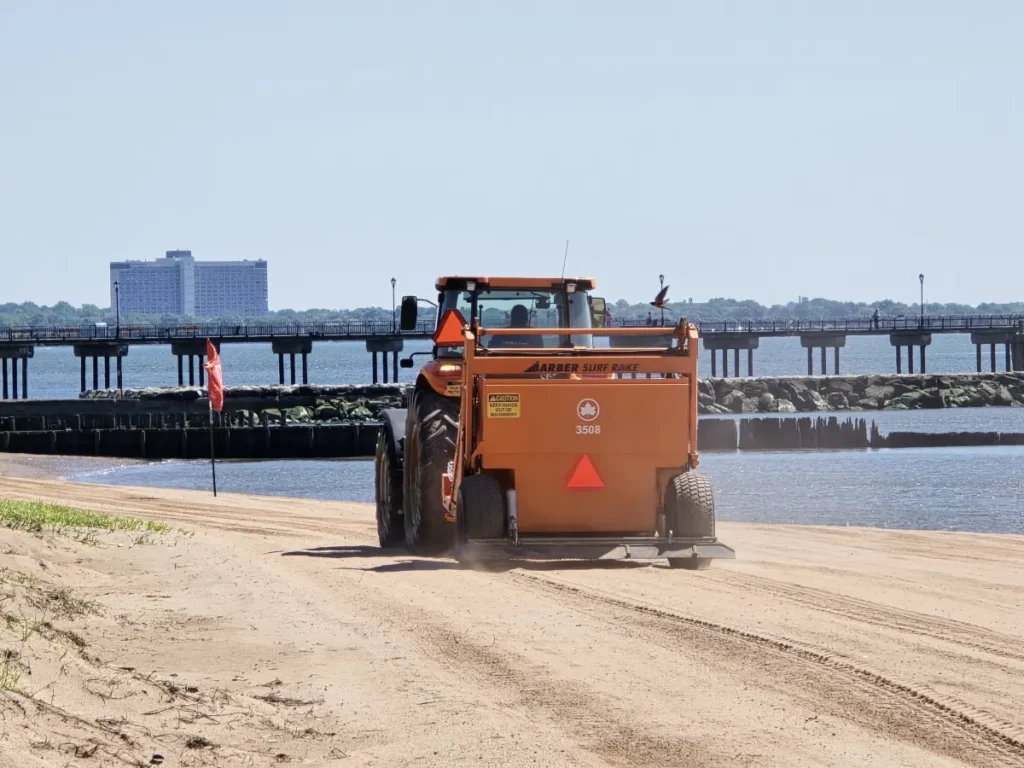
[2,2,1021,311]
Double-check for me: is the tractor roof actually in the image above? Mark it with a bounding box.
[435,276,597,291]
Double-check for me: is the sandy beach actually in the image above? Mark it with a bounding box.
[0,454,1023,766]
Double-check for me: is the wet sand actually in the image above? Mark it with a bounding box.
[0,452,146,481]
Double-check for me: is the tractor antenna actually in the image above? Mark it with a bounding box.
[560,240,569,281]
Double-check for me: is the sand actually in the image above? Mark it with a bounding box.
[0,453,146,481]
[0,455,1023,766]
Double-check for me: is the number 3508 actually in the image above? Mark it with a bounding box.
[575,424,601,435]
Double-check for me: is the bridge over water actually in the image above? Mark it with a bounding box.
[0,315,1022,399]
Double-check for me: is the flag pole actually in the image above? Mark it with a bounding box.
[204,338,224,497]
[208,396,217,496]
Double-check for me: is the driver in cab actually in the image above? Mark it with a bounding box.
[488,304,533,348]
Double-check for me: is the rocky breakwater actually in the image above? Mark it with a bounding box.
[699,373,1024,414]
[79,384,411,426]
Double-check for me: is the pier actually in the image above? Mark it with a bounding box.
[0,315,1023,399]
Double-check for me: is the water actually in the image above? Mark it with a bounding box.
[20,332,1011,400]
[35,331,1024,537]
[711,406,1024,434]
[74,446,1024,535]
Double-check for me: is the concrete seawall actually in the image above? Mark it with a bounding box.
[0,422,380,460]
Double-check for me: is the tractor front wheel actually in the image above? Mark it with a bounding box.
[403,388,458,555]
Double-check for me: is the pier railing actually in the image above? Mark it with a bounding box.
[616,314,1024,335]
[0,321,437,343]
[2,314,1023,345]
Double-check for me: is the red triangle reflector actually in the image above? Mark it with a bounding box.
[567,454,604,490]
[433,309,467,346]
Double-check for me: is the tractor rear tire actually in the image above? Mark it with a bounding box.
[665,472,715,570]
[403,388,458,555]
[458,474,506,541]
[374,430,404,548]
[665,472,716,539]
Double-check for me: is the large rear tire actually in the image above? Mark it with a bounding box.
[375,430,404,548]
[665,472,716,570]
[403,388,458,555]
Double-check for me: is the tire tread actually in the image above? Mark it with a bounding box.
[404,389,459,554]
[666,472,716,539]
[375,432,404,547]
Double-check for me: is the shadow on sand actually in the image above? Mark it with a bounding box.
[281,544,655,573]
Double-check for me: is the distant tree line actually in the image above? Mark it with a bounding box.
[2,297,1024,328]
[610,297,1024,323]
[0,302,405,327]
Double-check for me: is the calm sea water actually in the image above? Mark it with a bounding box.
[31,330,1024,537]
[20,332,1012,400]
[73,446,1024,535]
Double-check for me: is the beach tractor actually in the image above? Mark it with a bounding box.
[374,276,734,568]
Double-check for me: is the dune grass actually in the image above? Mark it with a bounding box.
[0,499,168,535]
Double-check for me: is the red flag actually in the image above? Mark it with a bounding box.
[203,339,224,412]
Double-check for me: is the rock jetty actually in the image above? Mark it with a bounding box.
[80,384,407,425]
[77,374,1024,419]
[699,373,1024,414]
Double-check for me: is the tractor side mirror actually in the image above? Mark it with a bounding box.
[400,358,414,368]
[590,297,607,328]
[399,296,419,331]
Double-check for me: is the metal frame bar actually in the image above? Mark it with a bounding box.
[455,537,736,562]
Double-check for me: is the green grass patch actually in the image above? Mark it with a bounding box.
[0,499,168,535]
[0,652,22,693]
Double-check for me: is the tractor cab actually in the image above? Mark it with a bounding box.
[401,277,607,354]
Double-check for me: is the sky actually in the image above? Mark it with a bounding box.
[1,1,1022,311]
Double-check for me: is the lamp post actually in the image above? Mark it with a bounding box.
[390,277,397,332]
[658,273,665,327]
[919,273,924,327]
[114,280,122,392]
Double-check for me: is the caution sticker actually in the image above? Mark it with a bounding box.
[445,381,462,397]
[487,393,520,418]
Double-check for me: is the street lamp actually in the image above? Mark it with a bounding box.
[390,277,397,332]
[658,273,665,327]
[919,273,924,326]
[114,280,122,392]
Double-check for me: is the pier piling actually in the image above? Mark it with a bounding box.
[72,344,130,394]
[0,346,33,401]
[366,338,404,385]
[799,334,846,376]
[889,333,931,375]
[702,334,758,378]
[270,339,312,385]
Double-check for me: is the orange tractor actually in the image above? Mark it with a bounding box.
[374,276,734,568]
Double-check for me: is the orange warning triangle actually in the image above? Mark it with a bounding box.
[567,454,604,490]
[433,309,467,346]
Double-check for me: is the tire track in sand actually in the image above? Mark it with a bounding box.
[370,589,717,767]
[511,572,1024,768]
[714,571,1024,665]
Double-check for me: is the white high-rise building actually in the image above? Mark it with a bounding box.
[109,251,269,318]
